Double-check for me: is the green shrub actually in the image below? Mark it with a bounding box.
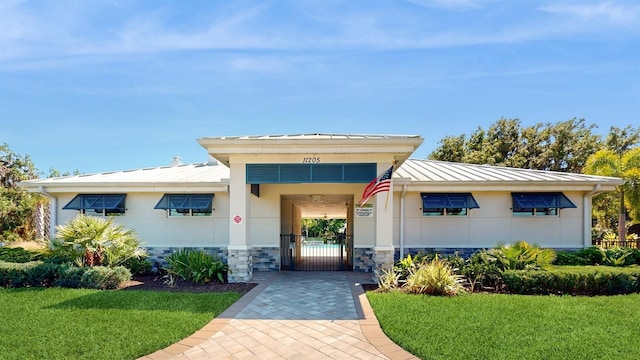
[488,241,556,271]
[442,253,465,270]
[575,247,605,265]
[0,261,59,287]
[0,247,33,263]
[393,253,419,281]
[0,261,130,289]
[404,255,466,296]
[502,266,640,295]
[53,264,85,288]
[603,247,636,267]
[459,251,502,292]
[554,251,589,266]
[164,249,230,284]
[121,255,152,275]
[0,261,39,287]
[80,266,131,290]
[40,252,76,265]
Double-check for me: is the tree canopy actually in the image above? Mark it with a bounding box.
[0,143,42,242]
[430,120,640,235]
[429,118,601,173]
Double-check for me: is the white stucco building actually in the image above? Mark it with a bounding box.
[20,134,623,282]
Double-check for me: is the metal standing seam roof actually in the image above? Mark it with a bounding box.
[396,159,624,184]
[205,133,422,140]
[20,162,230,187]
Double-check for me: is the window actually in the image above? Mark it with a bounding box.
[421,193,479,216]
[154,194,214,217]
[511,192,576,216]
[63,194,126,216]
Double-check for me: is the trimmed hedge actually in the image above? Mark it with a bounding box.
[0,247,34,263]
[0,261,131,290]
[502,266,640,295]
[0,261,58,287]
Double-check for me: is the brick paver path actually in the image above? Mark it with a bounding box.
[140,272,417,360]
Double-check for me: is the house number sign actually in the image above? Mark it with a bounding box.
[302,157,320,163]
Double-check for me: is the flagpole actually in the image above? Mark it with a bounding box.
[384,188,390,211]
[384,163,395,211]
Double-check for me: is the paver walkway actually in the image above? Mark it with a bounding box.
[140,272,417,360]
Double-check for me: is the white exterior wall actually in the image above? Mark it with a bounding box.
[53,188,587,251]
[54,192,230,248]
[396,190,585,250]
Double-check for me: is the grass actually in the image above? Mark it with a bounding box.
[367,291,640,360]
[0,288,241,360]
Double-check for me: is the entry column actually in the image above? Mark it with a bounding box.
[373,163,395,278]
[228,162,252,282]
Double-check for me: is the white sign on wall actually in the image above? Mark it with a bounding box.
[355,204,374,217]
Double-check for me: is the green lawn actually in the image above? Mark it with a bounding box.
[0,288,241,360]
[367,292,640,360]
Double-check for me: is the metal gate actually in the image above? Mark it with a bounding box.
[280,234,352,271]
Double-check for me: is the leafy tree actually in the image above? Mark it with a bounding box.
[0,143,42,242]
[540,118,601,172]
[429,118,601,172]
[302,218,346,240]
[605,125,640,156]
[48,168,81,178]
[584,147,640,240]
[428,135,465,163]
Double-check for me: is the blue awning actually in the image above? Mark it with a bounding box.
[154,194,214,210]
[511,192,576,210]
[63,194,126,211]
[421,193,480,209]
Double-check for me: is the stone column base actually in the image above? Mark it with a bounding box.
[373,248,395,282]
[228,247,253,283]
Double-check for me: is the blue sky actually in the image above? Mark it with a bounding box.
[1,0,638,175]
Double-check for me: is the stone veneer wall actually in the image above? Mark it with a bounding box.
[145,247,228,269]
[352,248,375,272]
[251,247,280,272]
[395,248,483,261]
[397,247,583,261]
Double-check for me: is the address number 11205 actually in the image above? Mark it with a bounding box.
[302,157,320,163]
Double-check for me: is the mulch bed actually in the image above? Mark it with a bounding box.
[121,275,257,295]
[361,283,379,292]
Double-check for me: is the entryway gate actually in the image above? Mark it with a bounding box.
[280,234,352,271]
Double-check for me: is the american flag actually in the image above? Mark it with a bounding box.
[358,166,393,206]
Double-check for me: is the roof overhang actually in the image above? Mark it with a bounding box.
[396,180,622,193]
[197,134,424,167]
[20,181,230,194]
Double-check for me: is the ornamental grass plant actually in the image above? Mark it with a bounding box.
[377,254,466,296]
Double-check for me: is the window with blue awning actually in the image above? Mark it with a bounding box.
[421,193,479,216]
[63,194,126,215]
[511,192,576,216]
[154,194,214,216]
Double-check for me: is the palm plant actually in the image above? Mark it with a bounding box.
[584,147,640,241]
[488,241,556,271]
[52,214,146,267]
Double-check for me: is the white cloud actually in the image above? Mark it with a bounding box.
[539,1,640,25]
[1,0,638,71]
